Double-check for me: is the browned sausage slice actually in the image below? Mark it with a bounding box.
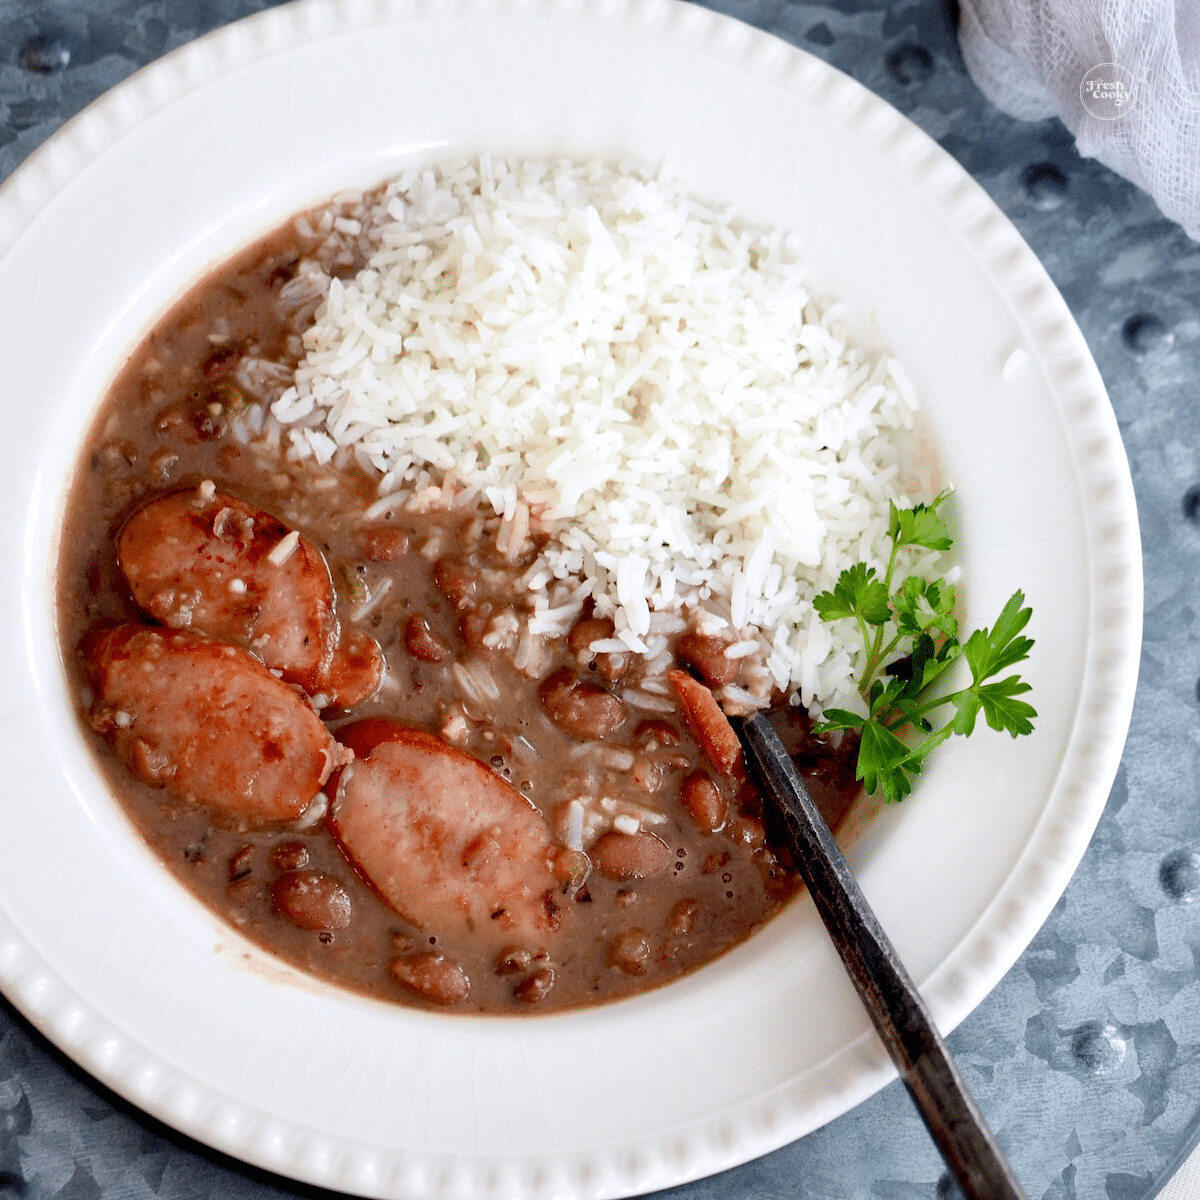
[331,727,565,948]
[82,623,345,824]
[117,486,381,708]
[668,669,744,775]
[321,629,385,710]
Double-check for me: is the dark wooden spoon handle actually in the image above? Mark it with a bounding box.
[737,712,1028,1200]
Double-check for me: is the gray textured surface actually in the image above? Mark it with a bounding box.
[1,1,1197,1197]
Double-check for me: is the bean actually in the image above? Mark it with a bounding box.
[201,344,240,379]
[495,946,533,975]
[459,606,493,654]
[271,871,352,931]
[676,633,738,686]
[728,814,766,848]
[404,614,450,663]
[390,952,470,1005]
[228,845,255,881]
[271,841,309,871]
[680,771,726,833]
[515,967,555,1003]
[359,527,410,562]
[568,615,614,653]
[633,719,682,748]
[553,847,591,893]
[631,755,663,794]
[591,831,671,881]
[666,898,699,937]
[538,667,625,740]
[609,928,652,975]
[226,876,259,905]
[594,651,628,682]
[433,557,477,608]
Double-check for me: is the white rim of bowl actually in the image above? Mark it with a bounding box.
[0,1,1142,1197]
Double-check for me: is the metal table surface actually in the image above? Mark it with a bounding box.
[0,1,1196,1197]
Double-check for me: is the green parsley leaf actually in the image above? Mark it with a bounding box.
[812,563,891,627]
[963,590,1033,683]
[893,575,958,639]
[857,719,915,804]
[887,488,954,551]
[814,708,866,733]
[809,497,1035,803]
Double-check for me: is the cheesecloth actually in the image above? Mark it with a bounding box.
[958,0,1200,240]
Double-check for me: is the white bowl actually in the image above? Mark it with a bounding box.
[0,1,1140,1197]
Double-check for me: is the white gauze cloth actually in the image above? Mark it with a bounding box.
[959,0,1200,240]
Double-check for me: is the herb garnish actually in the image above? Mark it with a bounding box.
[812,490,1036,804]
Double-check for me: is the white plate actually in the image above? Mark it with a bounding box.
[0,1,1140,1196]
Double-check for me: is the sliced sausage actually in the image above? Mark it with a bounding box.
[117,486,380,708]
[321,629,384,709]
[668,669,743,775]
[331,727,565,948]
[82,623,344,824]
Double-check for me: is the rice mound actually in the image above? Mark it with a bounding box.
[271,157,928,714]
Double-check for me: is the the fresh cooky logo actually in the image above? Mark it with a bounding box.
[1080,63,1136,120]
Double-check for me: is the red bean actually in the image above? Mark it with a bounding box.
[666,898,699,937]
[226,876,259,905]
[515,967,555,1003]
[404,614,450,663]
[728,814,766,848]
[633,719,682,748]
[228,845,255,881]
[433,558,477,608]
[568,615,615,653]
[630,755,663,794]
[459,606,493,654]
[593,651,628,682]
[609,928,652,975]
[553,848,591,893]
[680,771,726,833]
[590,831,671,881]
[495,946,533,975]
[271,871,352,931]
[676,633,738,686]
[538,668,625,740]
[390,952,470,1005]
[359,527,410,562]
[271,841,309,871]
[201,345,240,379]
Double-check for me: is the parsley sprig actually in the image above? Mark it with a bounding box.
[813,491,1036,804]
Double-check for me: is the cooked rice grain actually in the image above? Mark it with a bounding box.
[273,158,932,712]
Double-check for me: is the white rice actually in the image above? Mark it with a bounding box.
[272,157,935,714]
